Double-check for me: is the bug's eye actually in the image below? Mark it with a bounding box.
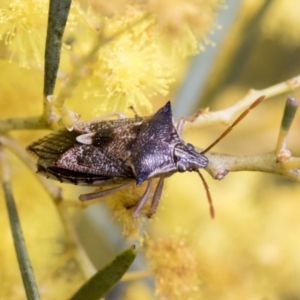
[177,160,187,172]
[186,143,194,151]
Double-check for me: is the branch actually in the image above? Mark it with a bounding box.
[0,134,97,277]
[0,135,62,201]
[204,151,300,182]
[0,116,50,133]
[50,14,149,130]
[198,96,300,183]
[182,75,300,129]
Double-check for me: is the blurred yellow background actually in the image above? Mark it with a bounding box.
[1,0,300,299]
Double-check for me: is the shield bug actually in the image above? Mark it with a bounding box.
[27,96,265,218]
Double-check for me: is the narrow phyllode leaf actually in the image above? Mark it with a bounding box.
[280,96,299,132]
[0,149,40,300]
[44,0,71,97]
[69,246,137,300]
[275,96,299,153]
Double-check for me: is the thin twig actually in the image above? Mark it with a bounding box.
[182,75,300,130]
[55,204,97,278]
[204,151,300,182]
[0,135,62,201]
[51,14,150,130]
[0,116,49,133]
[0,134,97,277]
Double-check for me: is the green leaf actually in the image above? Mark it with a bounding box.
[44,0,71,97]
[69,246,137,300]
[280,96,298,132]
[2,177,40,299]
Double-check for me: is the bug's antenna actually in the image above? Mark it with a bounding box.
[128,105,140,118]
[197,170,214,218]
[201,95,265,154]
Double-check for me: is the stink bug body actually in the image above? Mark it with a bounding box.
[27,96,264,218]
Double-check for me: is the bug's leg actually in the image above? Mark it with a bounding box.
[79,182,134,202]
[132,180,152,218]
[147,177,164,218]
[176,117,186,136]
[94,112,126,120]
[75,112,126,130]
[176,111,203,136]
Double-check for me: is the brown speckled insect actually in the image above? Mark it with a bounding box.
[27,96,264,218]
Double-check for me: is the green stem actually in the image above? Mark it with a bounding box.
[0,116,49,132]
[43,0,72,118]
[275,96,299,152]
[0,149,40,300]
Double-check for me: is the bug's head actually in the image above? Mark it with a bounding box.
[174,143,208,172]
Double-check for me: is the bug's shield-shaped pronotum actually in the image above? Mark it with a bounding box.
[27,102,209,217]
